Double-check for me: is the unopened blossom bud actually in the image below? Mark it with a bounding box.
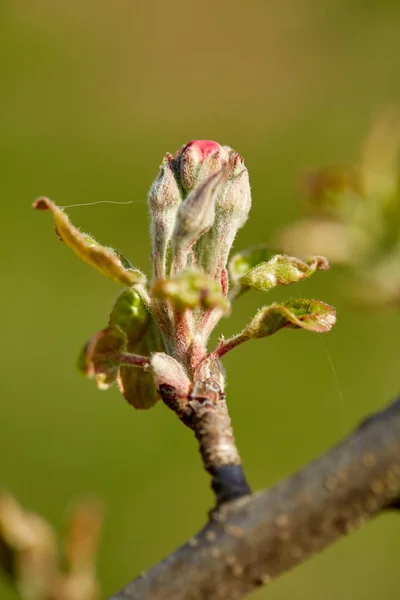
[149,141,251,279]
[148,154,182,278]
[178,140,230,191]
[172,167,230,261]
[148,142,229,278]
[174,141,251,278]
[198,149,252,278]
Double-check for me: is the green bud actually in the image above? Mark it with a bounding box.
[197,150,252,277]
[244,299,336,339]
[152,269,230,312]
[172,167,229,256]
[33,197,145,286]
[219,151,252,230]
[148,154,182,278]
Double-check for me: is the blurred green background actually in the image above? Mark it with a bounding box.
[2,1,400,598]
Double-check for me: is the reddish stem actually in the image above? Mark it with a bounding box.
[118,353,151,369]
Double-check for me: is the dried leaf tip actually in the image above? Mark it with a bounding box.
[33,197,145,286]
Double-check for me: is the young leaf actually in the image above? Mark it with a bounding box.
[78,325,126,390]
[239,254,329,293]
[117,341,160,410]
[113,289,163,409]
[244,298,336,339]
[228,245,273,284]
[33,197,145,286]
[152,269,230,312]
[78,289,163,408]
[109,288,149,337]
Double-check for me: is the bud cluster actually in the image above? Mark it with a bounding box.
[34,140,335,411]
[148,140,251,281]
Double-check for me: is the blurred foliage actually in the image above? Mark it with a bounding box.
[279,112,400,306]
[1,1,400,599]
[0,492,102,600]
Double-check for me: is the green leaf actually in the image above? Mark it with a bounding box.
[112,289,163,409]
[33,197,146,286]
[228,245,273,285]
[152,269,230,312]
[239,254,329,293]
[117,358,159,410]
[244,298,336,339]
[78,289,163,408]
[109,288,149,338]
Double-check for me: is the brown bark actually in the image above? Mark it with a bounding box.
[110,397,400,600]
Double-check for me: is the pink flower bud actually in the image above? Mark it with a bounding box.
[148,141,251,279]
[183,140,222,160]
[178,140,230,192]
